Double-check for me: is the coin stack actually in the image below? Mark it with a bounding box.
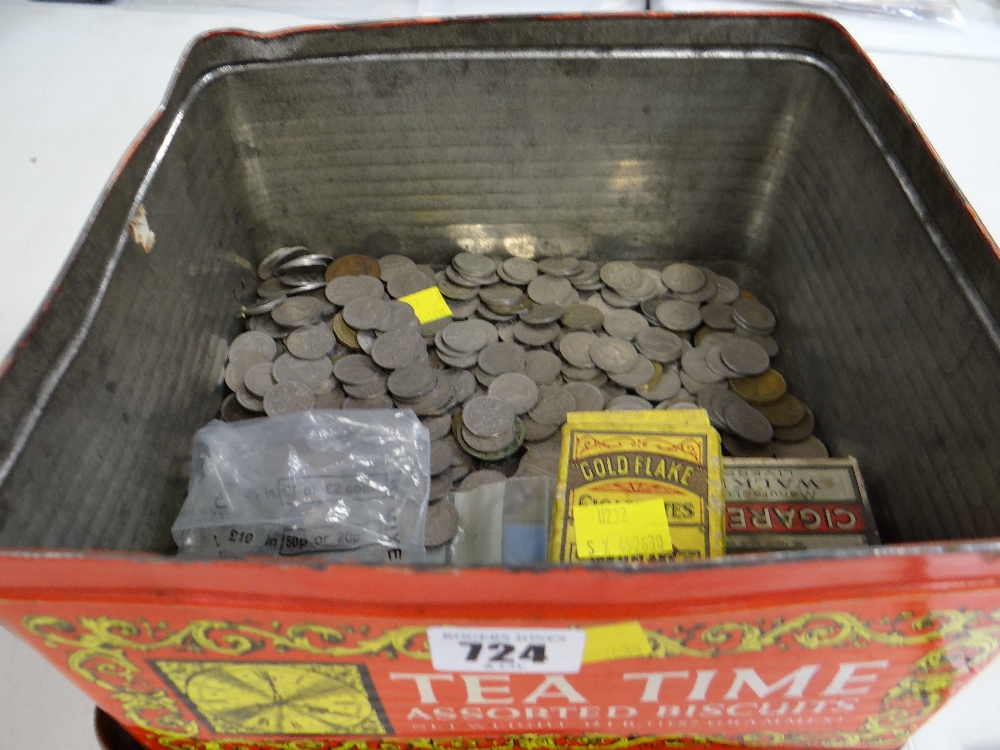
[221,246,830,546]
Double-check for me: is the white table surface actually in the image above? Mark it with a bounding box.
[0,1,998,748]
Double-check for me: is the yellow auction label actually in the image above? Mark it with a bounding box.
[400,286,453,324]
[574,498,672,560]
[582,621,653,663]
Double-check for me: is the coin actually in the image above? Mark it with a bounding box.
[755,393,806,428]
[278,254,334,274]
[500,257,540,285]
[331,311,360,350]
[733,298,777,334]
[710,275,741,304]
[333,354,382,386]
[258,246,309,279]
[538,257,581,277]
[344,394,394,410]
[458,470,507,492]
[387,268,436,298]
[263,381,315,416]
[700,303,736,331]
[590,338,639,374]
[606,395,653,411]
[478,341,527,376]
[661,263,705,294]
[453,252,497,279]
[423,414,453,441]
[558,331,600,368]
[377,254,416,281]
[561,303,604,332]
[564,381,604,412]
[723,400,774,444]
[722,433,775,458]
[609,355,656,389]
[635,365,682,402]
[772,405,816,442]
[409,374,455,417]
[271,296,323,328]
[730,368,787,405]
[733,328,780,358]
[603,309,649,341]
[773,435,829,459]
[388,363,438,401]
[479,283,525,308]
[655,300,702,332]
[488,372,539,414]
[528,384,576,426]
[342,297,389,331]
[371,330,424,370]
[325,254,381,282]
[430,439,455,476]
[527,276,574,305]
[441,320,499,354]
[524,350,563,385]
[600,261,644,292]
[225,352,271,392]
[228,330,278,362]
[286,324,336,360]
[220,392,257,422]
[236,385,266,412]
[244,362,277,398]
[680,348,725,385]
[463,395,515,438]
[719,338,770,376]
[705,346,741,379]
[313,389,346,409]
[513,321,561,347]
[323,276,370,307]
[343,376,388,399]
[634,327,684,364]
[447,369,478,403]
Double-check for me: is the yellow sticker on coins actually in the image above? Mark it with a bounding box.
[400,286,453,324]
[574,498,672,560]
[582,621,652,663]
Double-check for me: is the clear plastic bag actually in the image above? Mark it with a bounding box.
[172,409,429,564]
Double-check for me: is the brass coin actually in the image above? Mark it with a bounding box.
[729,368,786,405]
[331,311,360,350]
[693,326,714,346]
[756,393,807,428]
[772,405,816,443]
[325,253,381,282]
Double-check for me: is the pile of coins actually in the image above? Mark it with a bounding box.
[219,247,830,547]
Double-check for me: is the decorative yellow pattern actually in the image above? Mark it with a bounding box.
[154,661,386,735]
[572,433,704,465]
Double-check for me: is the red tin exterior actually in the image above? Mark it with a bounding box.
[2,546,1000,749]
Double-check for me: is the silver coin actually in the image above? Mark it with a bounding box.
[378,300,421,333]
[225,352,271,392]
[324,276,372,307]
[477,303,516,323]
[437,272,481,301]
[710,275,741,304]
[522,416,561,442]
[359,275,386,299]
[281,276,327,292]
[343,394,395,410]
[258,245,308,279]
[474,367,498,388]
[513,321,561,347]
[430,474,454,501]
[371,330,424,370]
[538,257,582,277]
[332,354,382,386]
[271,296,323,328]
[387,362,438,400]
[343,377,388,399]
[221,392,257,422]
[527,276,573,305]
[479,283,525,307]
[243,362,277,398]
[488,372,539,414]
[247,314,290,339]
[723,433,775,458]
[517,445,562,479]
[423,414,453,441]
[636,365,682,401]
[634,328,684,364]
[235,385,266,413]
[570,260,600,282]
[387,268,436,299]
[463,395,515,438]
[719,338,770,376]
[313,388,346,409]
[608,355,656,388]
[603,309,649,340]
[377,254,417,281]
[263,381,315,416]
[600,261,645,292]
[701,303,736,331]
[257,277,290,299]
[615,273,659,302]
[446,265,485,288]
[601,287,639,308]
[278,253,334,274]
[453,252,497,279]
[528,384,576,426]
[655,300,702,332]
[723,400,774,444]
[732,298,777,334]
[462,425,517,454]
[680,348,725,384]
[356,330,376,354]
[675,276,717,304]
[564,381,604,412]
[243,296,288,317]
[561,362,602,381]
[773,435,829,459]
[661,263,705,294]
[501,257,539,284]
[590,338,639,374]
[228,330,278,362]
[560,303,604,332]
[342,297,390,331]
[606,394,653,411]
[558,331,599,368]
[477,341,527,376]
[448,297,479,320]
[733,328,780,358]
[447,369,478,403]
[700,387,743,431]
[441,319,499,354]
[705,345,741,379]
[286,324,336,360]
[680,369,722,394]
[519,303,565,325]
[430,439,455,476]
[524,350,563,385]
[455,470,505,493]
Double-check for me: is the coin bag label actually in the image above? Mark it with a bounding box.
[574,498,673,560]
[400,286,453,324]
[581,621,652,663]
[428,626,586,673]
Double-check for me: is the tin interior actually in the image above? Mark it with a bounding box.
[1,17,998,553]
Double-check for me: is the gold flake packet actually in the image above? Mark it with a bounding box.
[548,410,724,564]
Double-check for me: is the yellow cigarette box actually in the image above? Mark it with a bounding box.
[548,410,725,564]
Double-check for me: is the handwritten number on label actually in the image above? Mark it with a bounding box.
[461,641,547,665]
